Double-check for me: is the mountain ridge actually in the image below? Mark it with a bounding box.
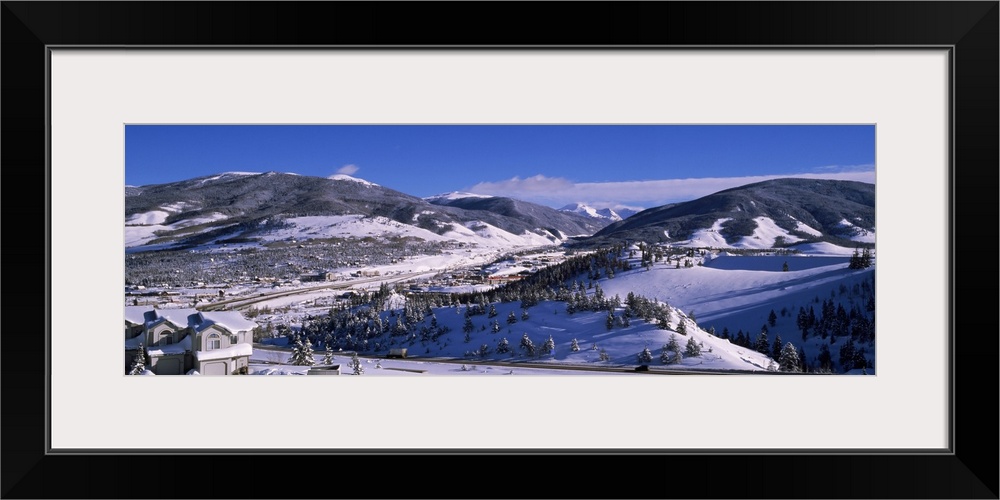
[125,172,610,250]
[587,178,874,248]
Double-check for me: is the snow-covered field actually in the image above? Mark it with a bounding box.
[249,350,628,376]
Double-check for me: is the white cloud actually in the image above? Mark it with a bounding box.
[335,164,359,176]
[469,169,876,209]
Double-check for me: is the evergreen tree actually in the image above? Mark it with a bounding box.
[599,348,611,361]
[606,310,615,330]
[570,338,580,352]
[768,309,778,327]
[507,311,518,324]
[771,335,783,360]
[735,330,746,347]
[288,338,306,366]
[301,339,316,366]
[488,304,498,318]
[778,342,802,372]
[685,336,701,357]
[496,337,511,354]
[491,319,501,333]
[849,248,860,269]
[666,334,681,355]
[541,335,555,356]
[660,343,675,364]
[848,247,873,269]
[129,344,146,375]
[852,346,869,370]
[817,344,833,372]
[323,344,334,365]
[838,339,857,372]
[797,306,810,340]
[637,347,654,364]
[782,261,789,272]
[478,343,490,358]
[521,309,530,322]
[676,320,687,335]
[351,352,364,375]
[463,316,475,334]
[657,315,670,330]
[519,333,536,357]
[754,330,770,355]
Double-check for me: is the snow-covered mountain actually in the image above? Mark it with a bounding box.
[124,172,608,251]
[423,191,493,203]
[559,203,623,222]
[614,207,640,219]
[589,178,875,248]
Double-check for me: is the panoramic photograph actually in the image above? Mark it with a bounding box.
[124,124,875,376]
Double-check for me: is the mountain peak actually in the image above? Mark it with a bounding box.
[559,203,622,222]
[327,174,379,187]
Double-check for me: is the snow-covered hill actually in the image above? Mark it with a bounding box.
[591,178,875,247]
[258,298,777,373]
[124,172,606,251]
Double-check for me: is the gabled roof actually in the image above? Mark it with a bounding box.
[124,306,258,333]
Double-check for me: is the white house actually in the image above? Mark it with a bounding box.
[125,306,257,375]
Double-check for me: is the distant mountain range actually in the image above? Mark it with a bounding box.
[124,173,874,252]
[557,203,639,222]
[124,172,610,250]
[588,178,875,248]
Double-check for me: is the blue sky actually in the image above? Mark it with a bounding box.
[126,125,874,211]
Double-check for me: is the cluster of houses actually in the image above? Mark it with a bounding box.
[125,306,257,375]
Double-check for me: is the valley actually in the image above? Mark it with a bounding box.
[125,174,875,376]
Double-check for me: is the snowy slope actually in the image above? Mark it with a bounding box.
[730,217,805,248]
[256,299,776,373]
[125,211,229,247]
[257,214,564,250]
[835,218,876,243]
[674,218,732,247]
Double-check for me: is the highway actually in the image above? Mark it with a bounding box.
[250,344,765,375]
[197,271,429,312]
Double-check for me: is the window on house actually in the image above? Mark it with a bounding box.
[207,333,221,350]
[232,334,239,345]
[161,335,172,346]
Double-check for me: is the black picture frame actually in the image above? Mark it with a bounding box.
[3,2,996,498]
